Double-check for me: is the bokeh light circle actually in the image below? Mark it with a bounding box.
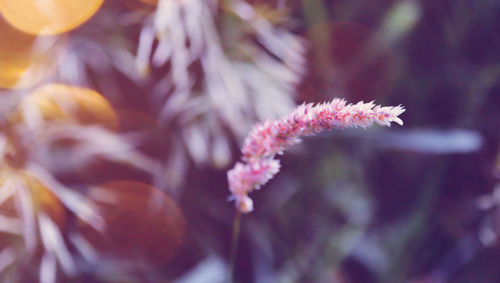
[0,171,66,251]
[0,0,103,35]
[77,181,186,265]
[15,84,118,131]
[0,17,65,89]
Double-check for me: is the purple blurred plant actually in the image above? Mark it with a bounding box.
[227,99,405,213]
[136,0,306,191]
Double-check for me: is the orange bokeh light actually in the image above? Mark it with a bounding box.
[0,17,64,89]
[78,180,186,265]
[14,84,118,131]
[0,171,66,250]
[140,0,158,5]
[0,0,103,35]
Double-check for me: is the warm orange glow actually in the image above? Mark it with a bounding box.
[0,171,66,251]
[0,17,62,89]
[140,0,158,5]
[19,171,66,226]
[0,0,103,35]
[0,171,65,223]
[78,181,186,265]
[15,84,118,130]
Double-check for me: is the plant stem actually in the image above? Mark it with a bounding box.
[229,211,242,283]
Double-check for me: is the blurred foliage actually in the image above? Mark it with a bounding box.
[0,0,499,282]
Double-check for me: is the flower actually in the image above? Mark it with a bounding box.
[228,98,405,213]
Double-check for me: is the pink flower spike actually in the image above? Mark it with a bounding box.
[228,99,405,213]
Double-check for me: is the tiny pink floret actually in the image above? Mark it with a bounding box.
[228,98,405,213]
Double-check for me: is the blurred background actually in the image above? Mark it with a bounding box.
[0,0,499,282]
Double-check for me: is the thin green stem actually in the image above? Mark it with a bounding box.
[229,211,242,283]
